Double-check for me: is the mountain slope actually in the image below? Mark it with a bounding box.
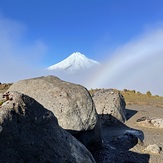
[47,52,100,73]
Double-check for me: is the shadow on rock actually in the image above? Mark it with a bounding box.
[67,118,102,156]
[94,115,150,163]
[0,91,96,163]
[125,108,138,120]
[7,75,102,153]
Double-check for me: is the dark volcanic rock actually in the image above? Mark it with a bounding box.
[0,91,96,163]
[7,76,102,151]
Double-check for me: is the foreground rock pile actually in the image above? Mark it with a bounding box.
[1,75,162,162]
[7,76,101,152]
[0,91,95,163]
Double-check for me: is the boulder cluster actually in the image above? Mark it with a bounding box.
[1,75,161,162]
[0,91,95,163]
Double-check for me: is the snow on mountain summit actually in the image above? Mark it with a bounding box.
[47,52,100,73]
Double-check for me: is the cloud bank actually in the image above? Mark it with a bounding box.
[86,27,163,95]
[0,15,47,83]
[36,25,163,96]
[0,14,162,96]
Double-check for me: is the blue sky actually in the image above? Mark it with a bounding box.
[0,0,163,95]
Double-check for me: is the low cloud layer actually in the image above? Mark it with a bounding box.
[87,27,163,95]
[0,15,47,83]
[0,14,162,95]
[55,27,163,96]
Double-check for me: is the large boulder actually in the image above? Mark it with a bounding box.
[7,76,101,151]
[0,91,96,163]
[92,89,126,123]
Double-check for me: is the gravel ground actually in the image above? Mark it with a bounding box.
[125,104,163,163]
[94,104,163,163]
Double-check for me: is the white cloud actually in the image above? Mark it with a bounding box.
[41,26,163,96]
[88,27,163,95]
[0,14,162,96]
[0,15,48,83]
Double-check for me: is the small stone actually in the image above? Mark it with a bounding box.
[137,117,163,128]
[144,144,161,154]
[151,118,163,128]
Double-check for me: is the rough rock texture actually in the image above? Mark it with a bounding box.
[0,91,96,163]
[7,76,101,151]
[144,144,162,154]
[137,116,163,128]
[0,93,3,101]
[8,76,97,131]
[92,89,126,123]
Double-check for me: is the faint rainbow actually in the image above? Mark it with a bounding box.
[85,29,163,90]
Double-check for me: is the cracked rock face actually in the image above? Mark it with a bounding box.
[92,89,126,123]
[0,91,96,163]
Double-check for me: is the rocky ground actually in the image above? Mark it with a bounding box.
[122,90,163,162]
[125,104,163,163]
[94,104,163,163]
[0,80,163,163]
[90,89,163,163]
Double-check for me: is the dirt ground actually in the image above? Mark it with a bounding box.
[1,86,163,162]
[95,104,163,163]
[125,104,163,163]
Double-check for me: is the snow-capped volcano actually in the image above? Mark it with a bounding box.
[47,52,100,73]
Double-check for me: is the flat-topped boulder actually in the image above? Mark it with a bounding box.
[0,91,96,163]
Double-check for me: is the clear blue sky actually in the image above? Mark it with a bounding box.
[0,0,163,95]
[1,0,163,65]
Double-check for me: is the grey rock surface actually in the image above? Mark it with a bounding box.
[8,76,97,131]
[92,89,126,123]
[7,76,101,151]
[0,91,96,163]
